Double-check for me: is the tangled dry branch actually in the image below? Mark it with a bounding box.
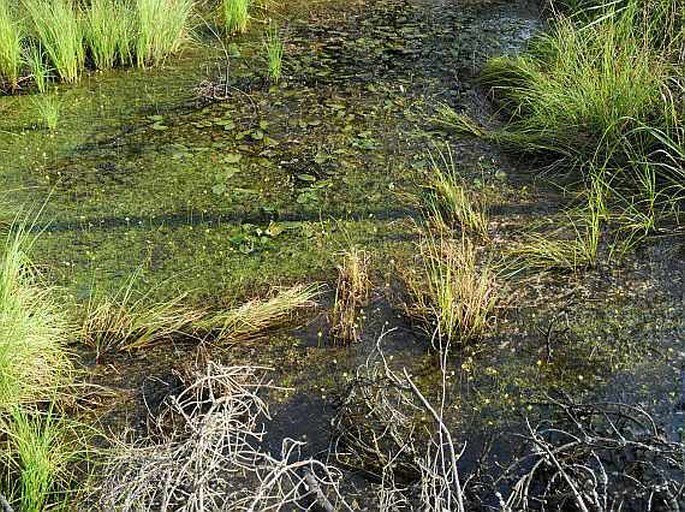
[92,362,352,511]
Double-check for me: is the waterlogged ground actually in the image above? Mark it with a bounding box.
[2,0,685,505]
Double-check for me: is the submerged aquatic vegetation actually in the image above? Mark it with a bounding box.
[85,0,134,69]
[405,235,498,344]
[24,0,84,83]
[221,0,250,34]
[0,229,72,410]
[0,0,23,90]
[263,19,283,83]
[134,0,193,67]
[331,248,371,344]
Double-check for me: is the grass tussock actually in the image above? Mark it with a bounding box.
[134,0,193,68]
[425,147,489,240]
[0,0,23,90]
[0,229,72,410]
[81,279,320,357]
[27,46,49,93]
[331,248,371,344]
[85,0,134,69]
[263,18,283,83]
[405,235,499,344]
[221,0,250,34]
[24,0,84,83]
[81,274,200,358]
[197,283,321,343]
[33,92,61,130]
[1,406,85,512]
[481,3,672,163]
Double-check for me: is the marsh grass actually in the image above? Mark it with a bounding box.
[81,273,200,358]
[24,0,84,83]
[27,46,49,93]
[1,406,84,512]
[134,0,193,68]
[480,1,673,165]
[221,0,250,34]
[0,0,23,90]
[0,229,72,410]
[425,147,489,240]
[82,278,320,356]
[33,92,61,130]
[197,283,321,343]
[405,234,498,344]
[513,171,607,271]
[263,18,283,83]
[331,248,371,344]
[85,0,134,69]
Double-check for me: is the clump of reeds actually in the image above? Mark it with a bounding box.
[0,0,23,90]
[425,146,489,240]
[84,0,134,69]
[27,46,49,93]
[133,0,193,68]
[80,275,200,359]
[221,0,250,34]
[81,279,320,357]
[197,283,321,343]
[0,229,72,410]
[330,248,371,344]
[1,406,84,512]
[263,18,283,83]
[24,0,84,83]
[480,1,673,165]
[33,92,61,130]
[405,235,498,344]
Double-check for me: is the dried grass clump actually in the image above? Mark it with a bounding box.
[81,282,320,358]
[330,248,371,344]
[196,283,321,342]
[404,235,498,345]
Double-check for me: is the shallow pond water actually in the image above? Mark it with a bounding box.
[2,0,685,508]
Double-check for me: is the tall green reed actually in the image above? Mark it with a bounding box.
[85,0,134,69]
[24,0,84,83]
[134,0,193,67]
[0,0,23,90]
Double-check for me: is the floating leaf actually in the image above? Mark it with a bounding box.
[297,173,317,182]
[224,153,242,164]
[212,183,227,195]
